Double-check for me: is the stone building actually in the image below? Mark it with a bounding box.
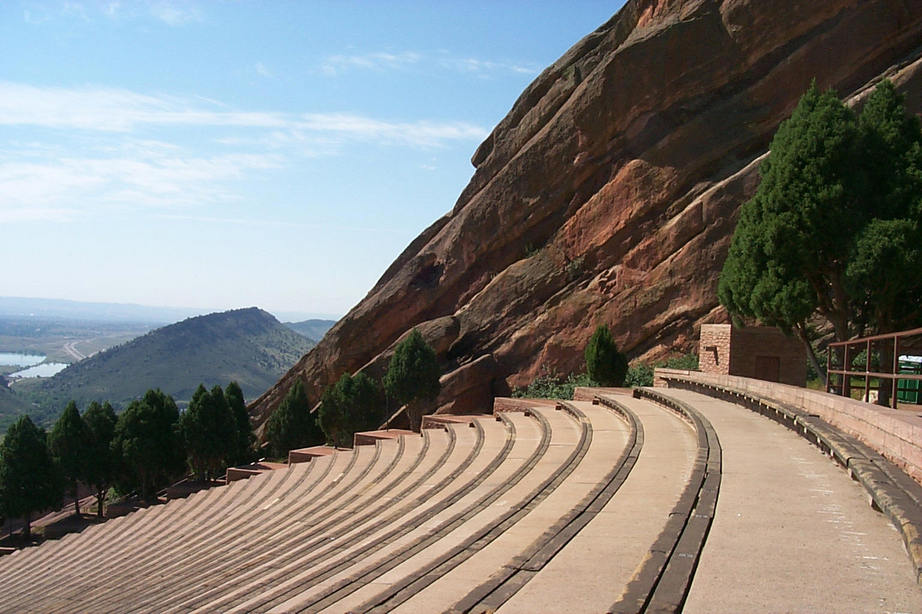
[698,324,806,386]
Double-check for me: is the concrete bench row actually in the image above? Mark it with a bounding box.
[0,393,710,613]
[6,380,903,612]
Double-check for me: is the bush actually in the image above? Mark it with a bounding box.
[624,363,654,387]
[584,325,628,386]
[624,353,699,388]
[659,353,699,370]
[512,372,595,400]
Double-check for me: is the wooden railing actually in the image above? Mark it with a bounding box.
[826,327,922,408]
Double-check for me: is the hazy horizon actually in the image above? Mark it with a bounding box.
[0,295,340,324]
[1,1,625,317]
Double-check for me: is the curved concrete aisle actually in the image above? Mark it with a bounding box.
[657,388,922,613]
[385,401,632,613]
[494,394,697,614]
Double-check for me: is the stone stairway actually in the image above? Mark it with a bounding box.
[1,386,921,613]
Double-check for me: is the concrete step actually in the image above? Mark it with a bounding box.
[4,384,922,614]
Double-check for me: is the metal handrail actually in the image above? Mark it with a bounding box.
[826,328,922,408]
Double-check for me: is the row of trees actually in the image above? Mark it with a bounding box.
[0,382,256,538]
[265,329,441,457]
[719,79,922,380]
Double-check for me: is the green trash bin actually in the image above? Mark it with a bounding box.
[898,359,921,404]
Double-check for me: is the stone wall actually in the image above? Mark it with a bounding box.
[699,324,806,387]
[698,324,731,376]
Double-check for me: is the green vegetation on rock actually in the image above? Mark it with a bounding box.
[512,372,595,400]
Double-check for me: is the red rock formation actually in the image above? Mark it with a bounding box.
[252,0,922,428]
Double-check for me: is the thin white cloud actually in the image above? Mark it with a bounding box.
[0,82,285,132]
[296,113,487,148]
[0,206,78,224]
[321,51,421,76]
[0,82,486,147]
[150,2,201,26]
[254,62,272,78]
[0,81,486,223]
[156,213,408,234]
[0,149,283,221]
[320,50,540,78]
[440,57,539,76]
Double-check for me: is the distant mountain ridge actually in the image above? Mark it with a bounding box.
[22,307,313,417]
[284,319,336,343]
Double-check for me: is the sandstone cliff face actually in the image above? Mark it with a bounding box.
[252,0,922,426]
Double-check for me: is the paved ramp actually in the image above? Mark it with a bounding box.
[659,388,922,613]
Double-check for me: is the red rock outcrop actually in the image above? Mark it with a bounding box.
[252,0,922,428]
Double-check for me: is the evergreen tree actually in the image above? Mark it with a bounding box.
[719,79,922,381]
[49,400,91,515]
[225,381,255,465]
[83,401,117,518]
[265,379,323,458]
[112,389,185,501]
[845,80,922,334]
[584,324,628,387]
[180,385,235,480]
[383,329,441,431]
[318,372,385,447]
[0,416,61,540]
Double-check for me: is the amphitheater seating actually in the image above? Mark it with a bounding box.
[1,383,921,613]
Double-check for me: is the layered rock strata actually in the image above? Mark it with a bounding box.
[252,0,922,427]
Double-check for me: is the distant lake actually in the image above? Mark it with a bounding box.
[10,362,68,378]
[0,352,46,367]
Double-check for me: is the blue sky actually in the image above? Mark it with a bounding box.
[1,1,624,320]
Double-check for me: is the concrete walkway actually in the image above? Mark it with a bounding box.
[657,388,922,613]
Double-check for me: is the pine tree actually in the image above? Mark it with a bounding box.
[718,79,922,382]
[318,372,384,447]
[112,389,185,501]
[584,324,628,387]
[383,329,441,431]
[265,379,323,458]
[0,416,62,540]
[225,381,255,465]
[49,400,91,515]
[180,385,235,480]
[83,401,117,518]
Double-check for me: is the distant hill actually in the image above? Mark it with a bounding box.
[284,319,336,343]
[16,307,314,422]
